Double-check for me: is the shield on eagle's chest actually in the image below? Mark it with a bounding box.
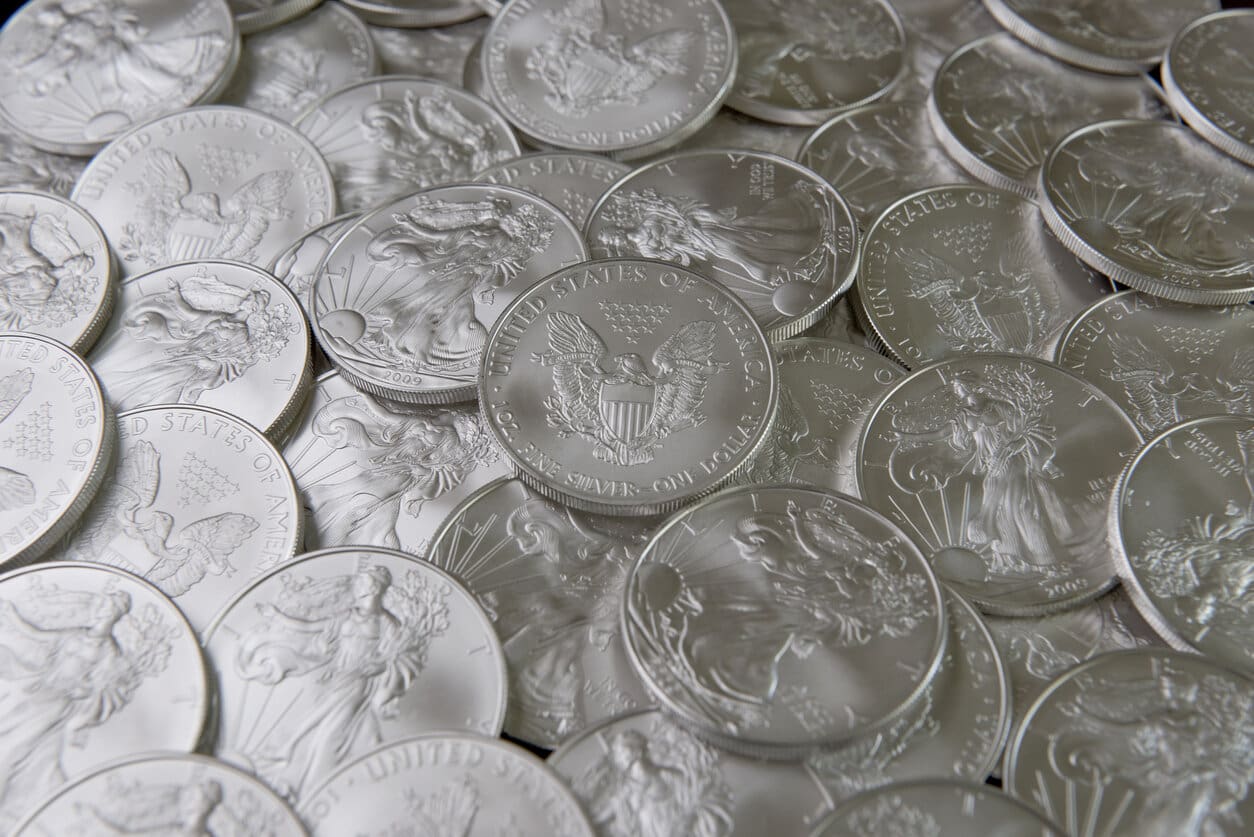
[168,215,222,262]
[599,381,655,443]
[978,294,1033,351]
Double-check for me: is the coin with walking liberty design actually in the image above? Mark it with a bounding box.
[1163,9,1254,167]
[811,779,1064,836]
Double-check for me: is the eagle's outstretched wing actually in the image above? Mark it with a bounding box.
[409,775,480,837]
[1106,333,1179,432]
[0,368,37,510]
[147,512,259,597]
[119,149,193,265]
[897,246,961,290]
[64,439,162,562]
[629,29,693,73]
[0,367,33,425]
[216,170,293,260]
[648,320,726,438]
[534,311,609,439]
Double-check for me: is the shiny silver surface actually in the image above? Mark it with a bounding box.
[812,779,1063,836]
[1163,9,1254,166]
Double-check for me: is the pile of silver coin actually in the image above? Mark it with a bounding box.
[0,0,1250,833]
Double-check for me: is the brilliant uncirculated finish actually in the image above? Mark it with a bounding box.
[0,333,113,568]
[480,259,778,516]
[859,355,1142,615]
[624,485,946,757]
[0,132,86,197]
[311,183,586,404]
[283,371,511,557]
[294,75,519,213]
[1113,415,1254,675]
[13,753,305,836]
[481,0,737,158]
[299,735,594,836]
[739,338,903,497]
[370,17,488,83]
[342,0,484,28]
[858,186,1108,369]
[475,151,629,229]
[0,0,239,155]
[587,151,859,340]
[928,33,1169,198]
[59,404,302,635]
[1164,10,1254,167]
[72,106,336,279]
[206,547,508,804]
[1005,649,1253,837]
[722,0,905,126]
[812,779,1063,836]
[0,561,208,832]
[551,709,838,836]
[227,0,322,34]
[1056,290,1254,437]
[1039,120,1254,306]
[88,261,312,438]
[0,191,115,354]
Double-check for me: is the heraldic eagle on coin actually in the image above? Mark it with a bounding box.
[533,310,727,466]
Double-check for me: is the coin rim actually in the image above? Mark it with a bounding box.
[340,0,484,27]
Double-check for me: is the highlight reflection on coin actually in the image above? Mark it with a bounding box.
[1163,9,1254,167]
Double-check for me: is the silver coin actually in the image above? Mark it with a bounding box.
[981,0,1219,75]
[219,2,378,122]
[228,0,323,34]
[887,0,1001,104]
[269,213,359,306]
[1163,10,1254,167]
[58,404,302,636]
[0,561,208,832]
[550,709,837,836]
[0,332,114,568]
[88,261,312,439]
[0,190,115,354]
[299,734,593,836]
[481,259,778,516]
[342,0,483,27]
[13,752,305,836]
[283,370,511,556]
[476,152,629,230]
[428,477,652,748]
[310,183,585,403]
[812,779,1064,836]
[859,355,1142,615]
[1113,415,1254,675]
[370,16,488,83]
[294,76,519,213]
[928,33,1170,198]
[72,106,337,279]
[723,0,905,126]
[808,588,1011,799]
[1039,119,1254,306]
[798,102,971,232]
[0,0,240,155]
[666,108,810,160]
[858,186,1109,369]
[588,151,860,340]
[1004,648,1253,836]
[624,484,946,758]
[206,546,507,802]
[463,35,488,99]
[803,296,880,353]
[1056,290,1254,437]
[739,338,903,497]
[480,0,737,159]
[0,131,86,197]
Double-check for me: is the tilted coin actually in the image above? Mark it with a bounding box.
[928,33,1170,198]
[798,102,971,231]
[88,261,312,439]
[623,484,946,758]
[283,370,511,557]
[981,0,1219,75]
[1038,119,1254,306]
[739,338,904,497]
[13,753,305,836]
[72,106,336,279]
[428,477,652,749]
[0,131,86,197]
[58,404,302,636]
[342,0,484,27]
[550,709,838,836]
[370,16,488,83]
[0,190,115,354]
[294,76,519,213]
[588,151,859,340]
[0,333,113,568]
[310,183,586,403]
[668,108,810,160]
[476,152,629,229]
[887,0,1000,104]
[463,35,488,99]
[480,0,737,159]
[858,186,1109,369]
[299,735,593,836]
[269,213,360,307]
[859,355,1142,615]
[808,589,1011,799]
[480,259,778,516]
[1004,648,1253,836]
[722,0,905,126]
[811,779,1063,837]
[0,561,209,832]
[206,546,508,803]
[219,1,378,122]
[227,0,322,34]
[1113,415,1254,676]
[1056,290,1254,438]
[1163,10,1254,167]
[0,0,239,155]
